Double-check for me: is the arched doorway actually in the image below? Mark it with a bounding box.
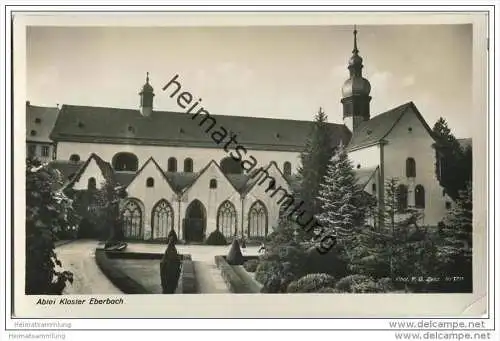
[151,199,174,240]
[121,199,143,239]
[184,200,206,243]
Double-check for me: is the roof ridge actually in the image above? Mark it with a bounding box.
[59,103,347,126]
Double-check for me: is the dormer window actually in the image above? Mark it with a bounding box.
[77,121,84,128]
[128,125,135,133]
[408,127,413,132]
[275,133,280,139]
[35,118,41,124]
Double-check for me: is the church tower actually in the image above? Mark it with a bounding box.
[139,72,154,117]
[341,27,372,132]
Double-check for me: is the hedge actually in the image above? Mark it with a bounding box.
[287,273,337,293]
[214,256,254,293]
[94,249,149,294]
[105,251,192,261]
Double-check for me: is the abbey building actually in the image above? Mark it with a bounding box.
[31,29,450,242]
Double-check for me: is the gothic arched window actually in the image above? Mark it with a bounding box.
[415,184,425,209]
[217,200,237,238]
[121,199,143,239]
[248,200,268,238]
[406,157,416,178]
[168,157,177,172]
[151,199,174,240]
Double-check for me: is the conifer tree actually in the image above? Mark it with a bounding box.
[436,182,472,292]
[432,117,472,200]
[348,178,440,291]
[316,144,367,261]
[296,107,335,217]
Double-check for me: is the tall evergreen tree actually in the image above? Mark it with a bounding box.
[436,182,473,292]
[432,117,472,200]
[316,144,368,261]
[348,178,440,291]
[296,107,335,217]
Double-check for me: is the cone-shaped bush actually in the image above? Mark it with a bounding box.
[160,237,181,294]
[227,239,244,265]
[167,229,178,244]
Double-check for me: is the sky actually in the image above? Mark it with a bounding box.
[26,24,473,138]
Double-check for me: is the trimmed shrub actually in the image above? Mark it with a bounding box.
[255,243,307,293]
[160,238,182,294]
[286,273,337,293]
[167,229,178,244]
[227,239,244,265]
[206,230,228,245]
[335,274,384,293]
[243,259,259,273]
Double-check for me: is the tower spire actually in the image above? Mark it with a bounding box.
[341,26,372,133]
[139,72,154,117]
[353,25,359,54]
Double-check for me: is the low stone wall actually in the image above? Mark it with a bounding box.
[96,248,194,294]
[180,260,197,293]
[95,249,149,294]
[214,256,260,294]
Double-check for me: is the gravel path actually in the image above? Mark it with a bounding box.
[55,240,122,295]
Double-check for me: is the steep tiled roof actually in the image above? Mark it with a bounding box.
[347,102,434,151]
[47,160,84,182]
[64,153,115,189]
[164,172,198,192]
[26,102,59,143]
[226,174,251,192]
[50,104,352,152]
[114,172,137,187]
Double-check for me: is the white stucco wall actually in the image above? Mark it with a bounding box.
[382,108,448,225]
[180,162,241,239]
[348,144,381,169]
[243,163,293,236]
[125,159,178,240]
[71,158,107,191]
[56,141,301,175]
